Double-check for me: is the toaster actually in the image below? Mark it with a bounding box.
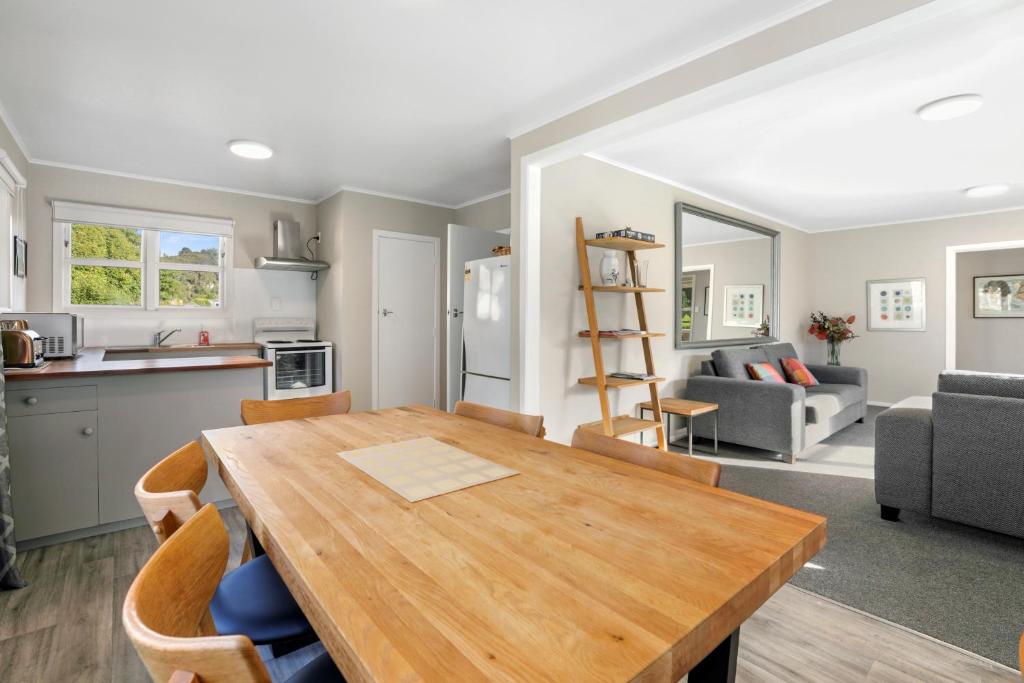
[1,329,46,368]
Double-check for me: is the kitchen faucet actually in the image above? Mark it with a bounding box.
[154,328,182,347]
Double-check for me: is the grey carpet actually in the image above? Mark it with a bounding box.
[714,415,1024,668]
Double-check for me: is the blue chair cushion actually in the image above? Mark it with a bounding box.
[287,653,346,683]
[210,554,312,644]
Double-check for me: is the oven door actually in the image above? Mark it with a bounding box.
[266,346,331,399]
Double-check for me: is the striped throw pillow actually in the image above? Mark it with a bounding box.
[781,357,819,387]
[746,362,785,383]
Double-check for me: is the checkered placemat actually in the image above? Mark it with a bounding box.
[338,437,519,502]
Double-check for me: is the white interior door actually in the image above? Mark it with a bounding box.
[374,231,440,409]
[446,225,510,411]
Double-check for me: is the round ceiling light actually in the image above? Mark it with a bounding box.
[963,183,1010,199]
[916,94,983,121]
[228,140,274,160]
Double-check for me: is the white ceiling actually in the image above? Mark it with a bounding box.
[0,0,821,206]
[596,1,1024,231]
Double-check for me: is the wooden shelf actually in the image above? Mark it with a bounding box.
[579,415,663,438]
[578,285,666,293]
[575,217,667,449]
[577,331,666,340]
[578,375,664,388]
[585,236,665,251]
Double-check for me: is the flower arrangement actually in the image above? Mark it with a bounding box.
[751,316,771,338]
[808,311,858,366]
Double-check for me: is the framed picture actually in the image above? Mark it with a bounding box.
[723,284,763,327]
[974,274,1024,318]
[867,278,926,331]
[12,236,26,278]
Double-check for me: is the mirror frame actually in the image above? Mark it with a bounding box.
[674,202,781,349]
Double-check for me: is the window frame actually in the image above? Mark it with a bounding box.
[52,202,234,318]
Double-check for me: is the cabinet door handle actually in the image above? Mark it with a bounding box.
[25,397,38,406]
[82,427,94,436]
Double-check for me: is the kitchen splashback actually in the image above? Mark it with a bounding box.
[76,269,316,347]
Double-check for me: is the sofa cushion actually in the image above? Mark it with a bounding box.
[711,347,768,380]
[754,342,799,377]
[781,357,819,387]
[746,362,785,383]
[937,370,1024,399]
[806,383,866,411]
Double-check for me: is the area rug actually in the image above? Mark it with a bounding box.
[719,464,1024,668]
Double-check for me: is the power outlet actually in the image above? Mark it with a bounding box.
[271,297,281,311]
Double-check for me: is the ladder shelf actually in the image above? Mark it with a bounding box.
[575,217,667,449]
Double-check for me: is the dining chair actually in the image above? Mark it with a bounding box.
[453,400,546,438]
[123,504,344,683]
[134,441,315,650]
[240,391,352,425]
[571,428,721,487]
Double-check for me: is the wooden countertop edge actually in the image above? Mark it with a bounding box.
[4,347,270,381]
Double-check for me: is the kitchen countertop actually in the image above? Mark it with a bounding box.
[4,347,271,381]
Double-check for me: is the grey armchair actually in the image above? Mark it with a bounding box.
[684,342,868,463]
[875,371,1024,538]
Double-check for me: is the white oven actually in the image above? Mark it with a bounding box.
[254,317,334,400]
[263,342,333,400]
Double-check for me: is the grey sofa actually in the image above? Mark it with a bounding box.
[684,342,868,463]
[875,370,1024,538]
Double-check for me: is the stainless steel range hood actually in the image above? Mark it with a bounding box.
[254,219,330,272]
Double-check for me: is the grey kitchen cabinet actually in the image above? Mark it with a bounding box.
[6,366,264,546]
[7,410,100,541]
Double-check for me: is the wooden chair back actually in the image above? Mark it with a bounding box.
[123,504,272,683]
[571,428,721,487]
[135,441,207,544]
[453,400,546,438]
[240,390,352,426]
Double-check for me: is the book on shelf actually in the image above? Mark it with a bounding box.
[609,371,656,380]
[578,329,643,337]
[594,228,655,242]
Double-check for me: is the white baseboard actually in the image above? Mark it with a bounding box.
[867,400,893,408]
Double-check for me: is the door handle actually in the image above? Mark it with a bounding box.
[381,308,394,317]
[451,307,461,318]
[25,397,38,406]
[82,427,95,436]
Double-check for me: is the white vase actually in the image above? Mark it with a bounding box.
[599,251,620,286]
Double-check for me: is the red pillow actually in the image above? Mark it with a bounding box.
[746,362,785,383]
[781,357,818,387]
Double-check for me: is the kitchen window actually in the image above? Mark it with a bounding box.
[53,201,233,315]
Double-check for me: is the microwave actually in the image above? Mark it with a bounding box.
[0,313,85,358]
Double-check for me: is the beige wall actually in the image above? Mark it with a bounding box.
[453,193,510,232]
[539,155,810,443]
[955,247,1024,374]
[25,164,318,312]
[316,189,454,411]
[805,209,1024,403]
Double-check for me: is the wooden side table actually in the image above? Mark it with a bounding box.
[637,398,718,455]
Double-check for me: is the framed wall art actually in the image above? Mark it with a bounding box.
[866,278,926,331]
[12,236,26,278]
[974,274,1024,318]
[723,284,763,327]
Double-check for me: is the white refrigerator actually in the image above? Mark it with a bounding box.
[461,255,512,409]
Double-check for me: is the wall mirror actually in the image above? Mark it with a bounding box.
[674,202,780,349]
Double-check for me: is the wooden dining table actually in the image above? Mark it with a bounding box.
[201,405,826,683]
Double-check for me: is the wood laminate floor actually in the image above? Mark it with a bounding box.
[0,508,1016,683]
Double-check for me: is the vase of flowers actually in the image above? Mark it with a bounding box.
[808,311,858,366]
